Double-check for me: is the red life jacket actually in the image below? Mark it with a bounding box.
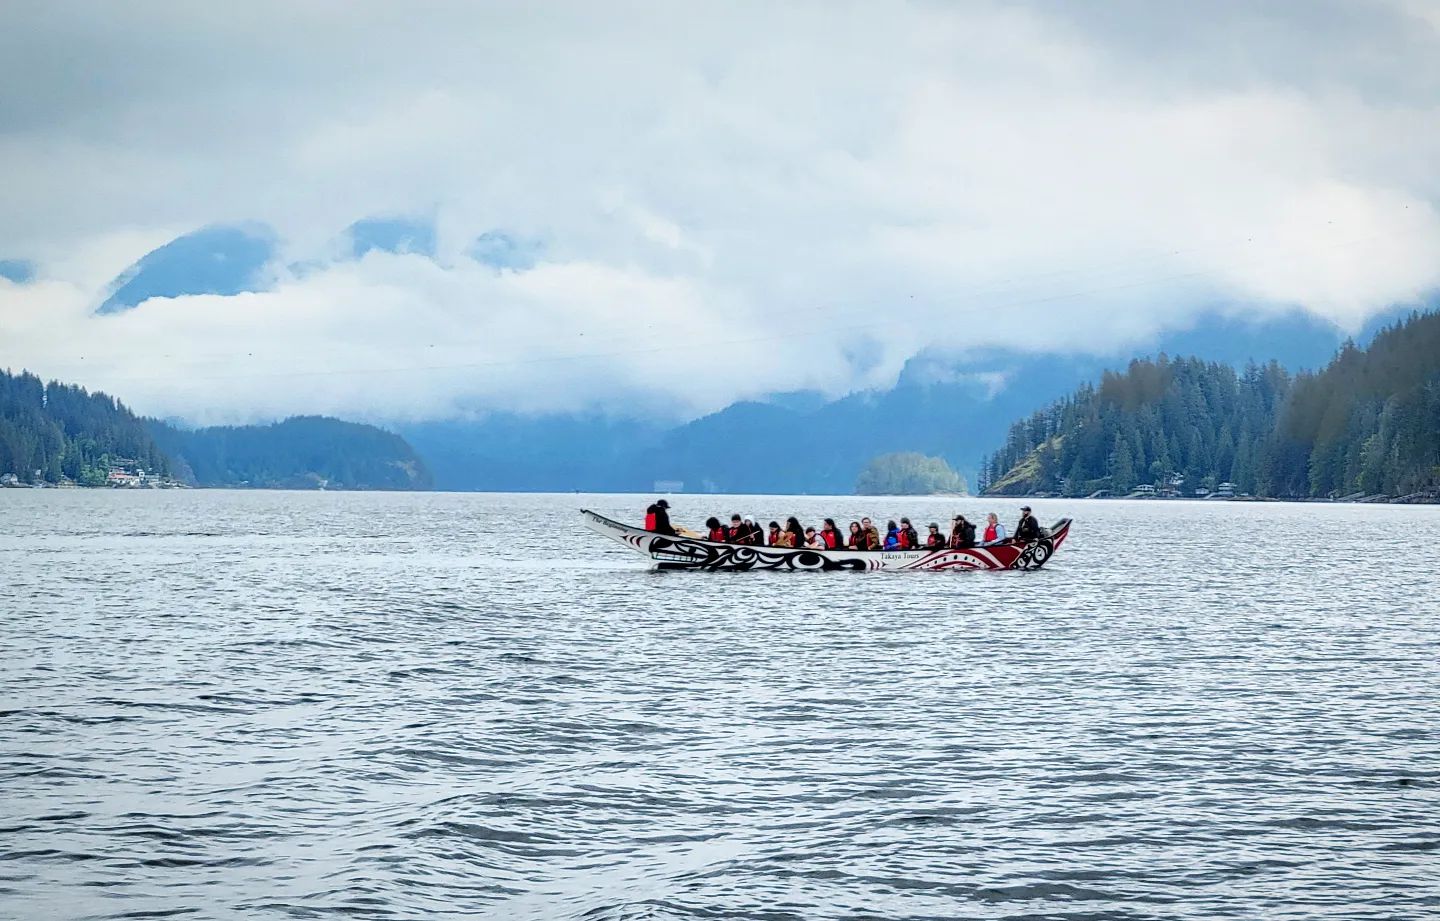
[984,523,997,542]
[822,529,839,549]
[644,510,657,531]
[708,527,727,542]
[896,529,911,550]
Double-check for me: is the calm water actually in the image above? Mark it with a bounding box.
[2,491,1438,920]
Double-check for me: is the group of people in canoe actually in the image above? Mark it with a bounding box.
[643,499,1043,551]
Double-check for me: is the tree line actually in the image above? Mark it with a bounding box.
[1,368,430,489]
[0,369,169,484]
[148,416,432,490]
[982,311,1440,499]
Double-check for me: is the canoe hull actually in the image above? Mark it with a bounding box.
[580,509,1071,571]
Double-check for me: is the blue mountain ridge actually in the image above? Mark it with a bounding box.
[345,216,437,260]
[468,230,543,270]
[0,259,36,284]
[92,218,541,312]
[400,307,1412,493]
[96,225,275,314]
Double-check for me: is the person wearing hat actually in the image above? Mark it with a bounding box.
[924,522,946,549]
[644,498,676,536]
[950,514,976,549]
[1014,505,1040,543]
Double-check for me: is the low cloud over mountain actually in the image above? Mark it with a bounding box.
[2,2,1438,427]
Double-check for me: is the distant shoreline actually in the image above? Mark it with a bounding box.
[5,485,1440,506]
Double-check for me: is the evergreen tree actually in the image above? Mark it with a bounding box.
[983,311,1440,499]
[0,369,169,483]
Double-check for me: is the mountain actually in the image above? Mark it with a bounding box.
[0,259,35,284]
[91,215,439,317]
[982,310,1440,500]
[0,369,170,484]
[149,416,432,490]
[468,230,543,270]
[96,225,275,314]
[398,414,666,492]
[404,308,1390,493]
[344,216,436,259]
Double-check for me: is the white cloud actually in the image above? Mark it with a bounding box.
[1,1,1438,423]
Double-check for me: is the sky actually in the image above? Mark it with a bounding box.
[2,0,1439,425]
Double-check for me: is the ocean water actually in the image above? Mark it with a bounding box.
[1,490,1437,920]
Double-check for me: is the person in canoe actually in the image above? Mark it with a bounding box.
[803,526,825,549]
[706,517,728,542]
[861,517,882,550]
[727,514,750,544]
[769,520,794,547]
[883,520,900,549]
[645,499,676,536]
[925,522,946,548]
[980,512,1007,546]
[847,521,864,548]
[898,517,919,549]
[784,517,805,547]
[1014,505,1041,543]
[820,518,844,549]
[950,515,976,549]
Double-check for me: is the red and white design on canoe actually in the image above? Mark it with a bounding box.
[581,510,1071,572]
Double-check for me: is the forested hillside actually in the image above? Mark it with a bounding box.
[1,368,431,489]
[982,358,1290,497]
[1268,311,1440,498]
[0,369,169,484]
[149,416,432,490]
[983,311,1440,500]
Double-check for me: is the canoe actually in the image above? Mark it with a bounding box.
[580,509,1072,571]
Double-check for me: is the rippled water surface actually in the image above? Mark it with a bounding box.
[2,491,1438,920]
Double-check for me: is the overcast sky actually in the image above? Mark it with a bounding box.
[2,1,1439,424]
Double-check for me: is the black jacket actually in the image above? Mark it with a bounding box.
[650,505,676,536]
[731,523,761,545]
[1014,514,1040,542]
[950,522,976,548]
